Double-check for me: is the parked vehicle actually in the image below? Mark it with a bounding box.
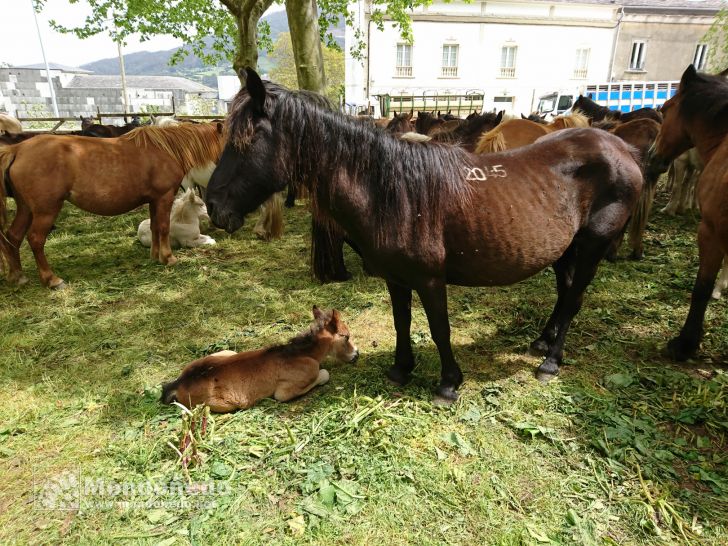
[537,80,680,117]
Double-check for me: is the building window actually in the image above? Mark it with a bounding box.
[694,44,709,71]
[629,41,646,71]
[500,45,517,78]
[396,44,413,77]
[573,48,590,79]
[441,44,459,77]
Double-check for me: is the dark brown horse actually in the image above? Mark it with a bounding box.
[573,95,662,124]
[204,69,643,402]
[646,65,728,361]
[0,123,223,288]
[386,111,415,133]
[312,110,505,283]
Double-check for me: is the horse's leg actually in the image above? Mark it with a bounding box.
[662,160,684,215]
[3,198,32,285]
[529,245,576,355]
[416,280,462,403]
[285,182,296,208]
[148,201,160,262]
[311,218,351,282]
[26,207,65,289]
[666,222,724,360]
[274,370,329,402]
[536,237,611,381]
[385,281,415,386]
[155,193,177,266]
[711,258,728,299]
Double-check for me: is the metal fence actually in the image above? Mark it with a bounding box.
[374,93,485,118]
[15,110,223,133]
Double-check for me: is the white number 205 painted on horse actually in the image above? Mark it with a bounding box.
[464,165,508,181]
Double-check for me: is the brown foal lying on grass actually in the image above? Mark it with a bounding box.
[161,307,359,412]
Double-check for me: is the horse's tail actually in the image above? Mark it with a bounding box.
[253,192,284,241]
[0,145,17,232]
[311,217,350,283]
[475,127,506,154]
[628,168,659,259]
[160,379,180,404]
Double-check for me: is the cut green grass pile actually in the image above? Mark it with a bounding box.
[0,193,726,544]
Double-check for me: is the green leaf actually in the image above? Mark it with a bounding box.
[605,373,634,388]
[210,461,233,479]
[147,508,169,524]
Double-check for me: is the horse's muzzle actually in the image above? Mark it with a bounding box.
[348,349,360,364]
[645,144,671,179]
[207,201,244,234]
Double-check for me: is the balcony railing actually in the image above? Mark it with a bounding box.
[499,66,515,78]
[441,66,458,77]
[395,66,413,77]
[573,68,588,79]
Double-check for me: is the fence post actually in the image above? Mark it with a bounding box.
[96,106,102,124]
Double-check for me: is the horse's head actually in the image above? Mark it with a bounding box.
[647,64,704,176]
[313,306,359,364]
[80,116,95,131]
[205,68,285,233]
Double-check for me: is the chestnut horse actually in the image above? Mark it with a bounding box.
[594,118,661,260]
[205,69,643,402]
[0,123,223,288]
[474,112,590,154]
[161,307,359,412]
[646,65,728,361]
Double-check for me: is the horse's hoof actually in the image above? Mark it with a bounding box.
[434,385,459,406]
[629,250,643,261]
[385,366,412,386]
[11,274,29,286]
[664,337,697,362]
[712,290,722,300]
[528,339,550,357]
[165,256,178,266]
[605,253,618,263]
[536,359,559,383]
[323,272,352,283]
[50,280,67,291]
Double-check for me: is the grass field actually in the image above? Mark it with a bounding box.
[0,192,726,545]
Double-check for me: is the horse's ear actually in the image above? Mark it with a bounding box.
[495,110,504,124]
[242,67,266,116]
[406,110,413,120]
[521,113,527,119]
[718,67,728,78]
[214,121,223,134]
[680,64,698,90]
[312,305,323,320]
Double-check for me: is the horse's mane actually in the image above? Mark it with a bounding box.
[680,70,728,123]
[122,124,222,172]
[475,126,507,154]
[227,82,473,246]
[550,111,590,129]
[592,119,619,131]
[264,310,335,357]
[432,112,501,145]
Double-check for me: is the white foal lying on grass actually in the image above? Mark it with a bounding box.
[138,189,215,248]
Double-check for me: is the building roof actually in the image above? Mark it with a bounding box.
[529,0,724,8]
[65,75,215,93]
[13,62,93,73]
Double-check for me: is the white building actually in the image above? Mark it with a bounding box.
[345,0,622,116]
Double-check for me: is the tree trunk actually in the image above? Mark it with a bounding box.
[224,0,274,84]
[285,0,326,94]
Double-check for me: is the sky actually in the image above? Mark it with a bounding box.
[0,1,285,68]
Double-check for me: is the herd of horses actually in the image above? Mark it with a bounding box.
[1,64,726,404]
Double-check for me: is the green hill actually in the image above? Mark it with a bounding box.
[80,11,344,89]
